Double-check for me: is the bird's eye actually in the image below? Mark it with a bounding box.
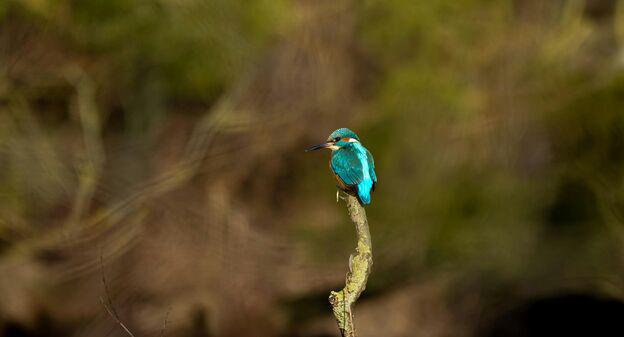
[334,137,341,142]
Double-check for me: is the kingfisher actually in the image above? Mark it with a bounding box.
[306,128,377,205]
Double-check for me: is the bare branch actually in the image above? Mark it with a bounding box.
[329,194,373,337]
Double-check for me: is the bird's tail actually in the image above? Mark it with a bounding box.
[357,182,372,205]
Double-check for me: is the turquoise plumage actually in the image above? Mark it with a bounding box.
[306,128,377,205]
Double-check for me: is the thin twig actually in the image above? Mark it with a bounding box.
[99,296,137,337]
[99,251,137,337]
[160,306,171,337]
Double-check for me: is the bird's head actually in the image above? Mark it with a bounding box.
[306,128,361,152]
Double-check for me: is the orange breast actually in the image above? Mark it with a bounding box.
[329,160,353,192]
[333,172,348,189]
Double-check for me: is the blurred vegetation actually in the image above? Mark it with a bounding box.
[2,0,624,336]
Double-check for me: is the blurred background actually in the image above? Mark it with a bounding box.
[2,0,624,336]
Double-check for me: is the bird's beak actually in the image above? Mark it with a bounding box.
[305,141,334,152]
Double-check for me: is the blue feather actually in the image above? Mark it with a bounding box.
[330,142,376,205]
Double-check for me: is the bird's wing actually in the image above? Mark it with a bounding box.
[366,148,377,183]
[365,148,377,192]
[331,149,364,187]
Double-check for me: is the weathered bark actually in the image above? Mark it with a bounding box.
[329,194,373,337]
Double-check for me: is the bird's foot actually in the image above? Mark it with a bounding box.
[336,190,347,203]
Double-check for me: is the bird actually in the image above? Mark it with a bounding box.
[306,128,377,205]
